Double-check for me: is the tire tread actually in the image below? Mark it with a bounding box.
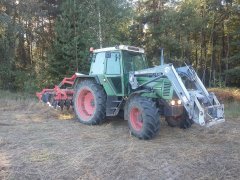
[74,80,106,125]
[128,96,160,140]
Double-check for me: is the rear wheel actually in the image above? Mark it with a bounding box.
[74,80,106,125]
[127,96,160,140]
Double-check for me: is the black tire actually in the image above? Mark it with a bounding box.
[165,111,193,129]
[74,80,106,125]
[127,96,160,140]
[180,116,194,129]
[165,116,182,127]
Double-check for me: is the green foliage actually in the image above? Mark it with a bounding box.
[225,66,240,86]
[23,79,38,94]
[129,0,240,87]
[0,0,240,92]
[12,70,36,93]
[46,0,131,85]
[46,0,92,83]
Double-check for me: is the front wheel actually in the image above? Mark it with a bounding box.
[74,80,106,125]
[127,96,160,140]
[165,111,193,129]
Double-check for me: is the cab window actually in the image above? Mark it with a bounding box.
[123,51,147,73]
[90,52,105,74]
[106,52,121,75]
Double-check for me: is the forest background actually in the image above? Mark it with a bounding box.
[0,0,239,93]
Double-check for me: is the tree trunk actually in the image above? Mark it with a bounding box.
[225,34,230,85]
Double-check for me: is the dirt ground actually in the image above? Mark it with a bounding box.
[0,99,239,180]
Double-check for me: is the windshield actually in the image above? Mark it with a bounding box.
[122,50,148,73]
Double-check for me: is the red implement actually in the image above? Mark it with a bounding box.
[36,74,76,109]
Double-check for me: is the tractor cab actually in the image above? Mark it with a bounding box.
[90,45,148,96]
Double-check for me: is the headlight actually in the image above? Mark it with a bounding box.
[170,100,175,106]
[177,100,182,105]
[170,99,181,106]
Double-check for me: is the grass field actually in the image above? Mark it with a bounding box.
[0,89,240,179]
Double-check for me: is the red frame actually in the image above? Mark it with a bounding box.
[36,74,76,102]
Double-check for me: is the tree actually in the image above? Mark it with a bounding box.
[46,0,132,84]
[0,0,239,91]
[130,0,240,87]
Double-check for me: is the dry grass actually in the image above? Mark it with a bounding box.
[209,88,240,118]
[0,90,240,179]
[209,88,240,102]
[225,101,240,118]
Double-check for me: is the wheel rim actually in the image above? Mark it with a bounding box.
[130,107,143,131]
[77,88,95,121]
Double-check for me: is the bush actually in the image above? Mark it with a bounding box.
[13,70,38,94]
[208,88,240,102]
[23,78,38,94]
[206,88,240,118]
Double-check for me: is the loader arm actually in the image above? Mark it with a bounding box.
[130,64,225,127]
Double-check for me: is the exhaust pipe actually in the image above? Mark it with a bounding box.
[160,48,164,65]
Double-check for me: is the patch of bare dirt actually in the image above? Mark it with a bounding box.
[0,100,239,179]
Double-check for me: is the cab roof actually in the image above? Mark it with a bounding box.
[93,45,145,53]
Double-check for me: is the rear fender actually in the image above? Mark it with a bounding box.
[73,73,100,89]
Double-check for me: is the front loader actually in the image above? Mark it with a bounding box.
[37,45,225,139]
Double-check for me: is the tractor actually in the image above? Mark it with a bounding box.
[37,45,225,139]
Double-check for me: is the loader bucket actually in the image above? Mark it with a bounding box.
[187,91,225,127]
[162,64,225,127]
[204,104,225,127]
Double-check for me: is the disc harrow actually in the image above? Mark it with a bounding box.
[36,74,76,110]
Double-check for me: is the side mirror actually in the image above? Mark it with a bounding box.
[89,47,94,62]
[90,54,96,62]
[88,53,93,62]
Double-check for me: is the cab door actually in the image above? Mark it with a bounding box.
[104,51,123,96]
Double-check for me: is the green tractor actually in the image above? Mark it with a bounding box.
[72,45,224,139]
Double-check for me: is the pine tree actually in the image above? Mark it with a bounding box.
[47,0,92,83]
[46,0,131,84]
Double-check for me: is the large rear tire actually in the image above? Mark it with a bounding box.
[127,96,160,140]
[74,80,106,125]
